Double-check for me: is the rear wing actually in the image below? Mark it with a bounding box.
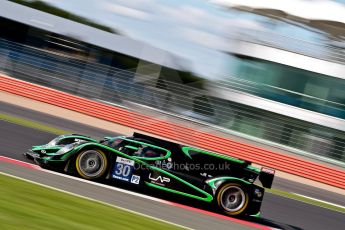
[259,167,275,189]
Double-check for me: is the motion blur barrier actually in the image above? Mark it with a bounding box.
[1,38,345,167]
[1,75,345,189]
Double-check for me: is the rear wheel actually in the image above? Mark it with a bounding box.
[216,183,249,216]
[75,149,108,180]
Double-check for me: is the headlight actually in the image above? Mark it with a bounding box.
[54,143,76,155]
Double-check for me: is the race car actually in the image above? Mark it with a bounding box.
[25,132,275,217]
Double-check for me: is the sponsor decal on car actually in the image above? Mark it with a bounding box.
[117,157,135,166]
[149,173,170,186]
[112,157,135,182]
[261,167,275,174]
[130,175,141,184]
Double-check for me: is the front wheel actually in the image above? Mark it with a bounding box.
[216,183,249,216]
[75,149,108,180]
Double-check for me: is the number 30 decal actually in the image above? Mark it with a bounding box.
[112,157,135,182]
[115,163,131,177]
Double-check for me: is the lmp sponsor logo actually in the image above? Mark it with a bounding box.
[149,173,170,184]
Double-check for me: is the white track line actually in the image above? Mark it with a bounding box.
[42,168,173,204]
[0,172,193,230]
[0,156,171,204]
[292,193,345,210]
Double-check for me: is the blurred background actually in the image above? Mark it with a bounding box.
[1,0,345,166]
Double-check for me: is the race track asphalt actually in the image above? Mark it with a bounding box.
[1,102,345,230]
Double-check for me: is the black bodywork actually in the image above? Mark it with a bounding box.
[25,132,275,216]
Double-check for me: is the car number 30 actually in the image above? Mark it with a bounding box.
[115,163,132,177]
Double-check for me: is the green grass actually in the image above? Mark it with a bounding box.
[0,113,68,135]
[1,112,344,215]
[0,174,183,230]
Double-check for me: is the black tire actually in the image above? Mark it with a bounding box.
[216,183,249,216]
[75,149,108,180]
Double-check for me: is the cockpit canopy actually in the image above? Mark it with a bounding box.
[101,136,171,160]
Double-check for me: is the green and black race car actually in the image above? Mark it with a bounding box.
[25,132,275,217]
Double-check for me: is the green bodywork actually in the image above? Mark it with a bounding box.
[182,146,260,173]
[206,177,251,190]
[182,146,246,164]
[70,142,212,202]
[30,135,262,204]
